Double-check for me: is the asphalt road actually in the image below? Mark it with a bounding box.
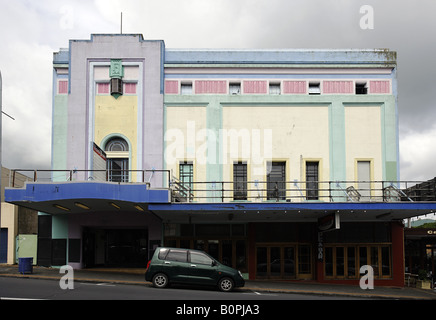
[0,277,364,301]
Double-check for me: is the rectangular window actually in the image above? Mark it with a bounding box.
[355,82,368,94]
[179,161,194,196]
[336,247,345,276]
[267,162,286,200]
[357,161,371,200]
[256,247,267,277]
[298,245,312,274]
[381,246,391,276]
[107,158,129,182]
[270,247,281,276]
[269,83,281,95]
[359,246,368,269]
[308,82,321,95]
[166,249,188,262]
[324,245,391,279]
[229,82,241,95]
[306,161,319,200]
[325,247,333,276]
[371,246,379,277]
[181,82,193,95]
[347,247,356,278]
[233,162,247,200]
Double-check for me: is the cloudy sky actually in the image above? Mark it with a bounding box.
[1,0,436,182]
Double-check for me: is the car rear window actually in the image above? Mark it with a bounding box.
[165,249,188,262]
[190,251,213,265]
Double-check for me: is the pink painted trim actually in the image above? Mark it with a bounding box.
[97,82,110,94]
[283,81,306,94]
[58,80,68,94]
[243,81,267,94]
[165,80,179,94]
[369,80,390,94]
[323,81,353,94]
[124,83,137,94]
[195,80,227,94]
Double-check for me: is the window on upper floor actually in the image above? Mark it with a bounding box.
[233,161,247,201]
[181,82,193,95]
[267,161,286,200]
[105,137,129,182]
[355,82,368,95]
[179,161,194,193]
[269,83,281,95]
[229,82,241,95]
[306,161,319,200]
[308,82,321,95]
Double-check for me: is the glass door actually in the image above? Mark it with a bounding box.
[284,247,296,278]
[256,244,305,279]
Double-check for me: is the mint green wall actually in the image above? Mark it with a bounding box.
[52,94,68,180]
[52,215,68,239]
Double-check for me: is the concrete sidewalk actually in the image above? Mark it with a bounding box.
[1,264,436,300]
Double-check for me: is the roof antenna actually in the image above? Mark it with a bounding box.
[120,12,123,34]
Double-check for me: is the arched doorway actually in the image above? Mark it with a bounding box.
[105,137,129,182]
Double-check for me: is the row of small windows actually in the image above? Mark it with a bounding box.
[165,80,391,95]
[178,161,321,201]
[57,79,388,95]
[178,160,372,202]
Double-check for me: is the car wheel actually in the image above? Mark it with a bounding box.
[218,277,234,292]
[152,273,169,288]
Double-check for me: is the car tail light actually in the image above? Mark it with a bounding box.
[145,260,151,272]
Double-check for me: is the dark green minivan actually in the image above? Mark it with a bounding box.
[145,247,245,292]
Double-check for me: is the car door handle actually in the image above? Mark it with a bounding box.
[164,261,171,264]
[191,264,196,267]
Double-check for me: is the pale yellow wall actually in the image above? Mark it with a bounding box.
[165,106,207,196]
[223,105,330,199]
[94,95,138,173]
[344,106,382,180]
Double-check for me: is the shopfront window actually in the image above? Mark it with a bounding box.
[298,245,312,275]
[256,244,310,279]
[324,244,391,279]
[163,224,247,273]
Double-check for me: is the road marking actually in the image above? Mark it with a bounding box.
[242,291,277,296]
[79,282,116,287]
[1,297,45,300]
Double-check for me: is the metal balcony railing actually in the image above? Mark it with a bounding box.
[7,169,436,203]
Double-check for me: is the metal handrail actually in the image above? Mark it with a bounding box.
[8,169,436,203]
